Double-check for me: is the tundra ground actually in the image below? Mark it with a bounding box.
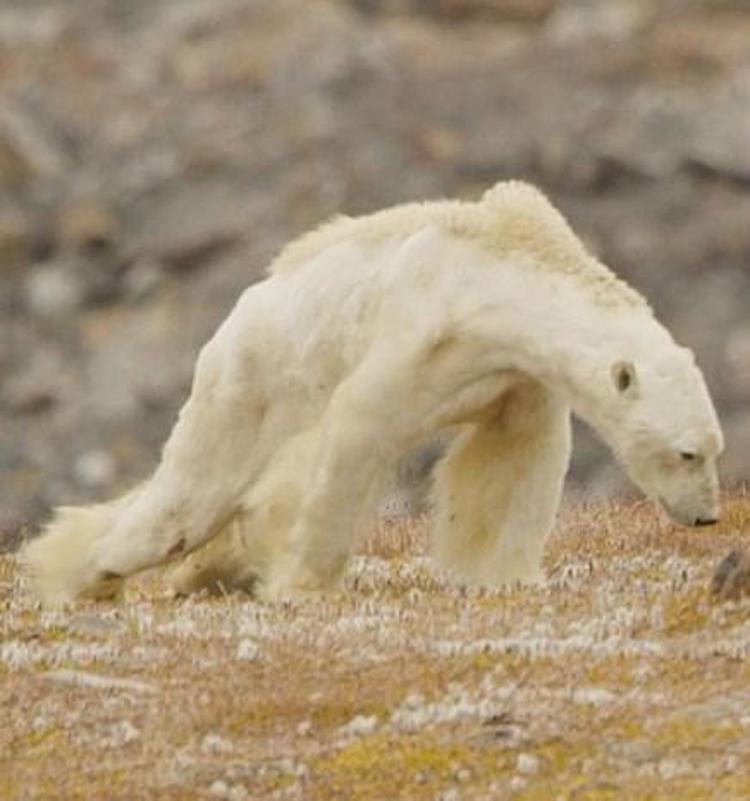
[3,497,750,800]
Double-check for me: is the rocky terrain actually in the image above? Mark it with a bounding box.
[1,0,750,532]
[4,499,750,799]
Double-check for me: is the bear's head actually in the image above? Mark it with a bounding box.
[603,349,723,526]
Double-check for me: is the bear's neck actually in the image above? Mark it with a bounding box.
[463,269,667,435]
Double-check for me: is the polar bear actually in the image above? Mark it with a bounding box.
[24,181,724,606]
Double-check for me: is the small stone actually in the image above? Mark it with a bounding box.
[201,733,234,755]
[710,548,750,601]
[236,639,260,661]
[101,719,140,748]
[209,779,229,798]
[454,767,472,783]
[74,450,117,489]
[658,757,692,780]
[546,2,649,44]
[723,754,740,773]
[123,258,164,301]
[338,714,378,738]
[517,753,540,775]
[117,720,140,744]
[24,264,83,315]
[402,691,424,708]
[406,588,422,604]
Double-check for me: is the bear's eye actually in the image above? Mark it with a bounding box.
[616,368,631,392]
[680,451,697,462]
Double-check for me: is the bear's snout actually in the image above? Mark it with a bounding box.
[657,494,719,528]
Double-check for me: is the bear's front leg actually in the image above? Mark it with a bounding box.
[431,381,571,587]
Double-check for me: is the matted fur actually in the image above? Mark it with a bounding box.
[270,181,644,308]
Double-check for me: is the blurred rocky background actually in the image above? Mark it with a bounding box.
[1,0,749,534]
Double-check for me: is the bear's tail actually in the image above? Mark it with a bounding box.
[23,491,137,607]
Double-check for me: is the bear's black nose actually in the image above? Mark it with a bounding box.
[695,517,718,526]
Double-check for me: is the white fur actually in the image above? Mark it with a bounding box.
[432,380,571,585]
[23,181,724,606]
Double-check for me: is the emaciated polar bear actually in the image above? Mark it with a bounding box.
[25,181,724,606]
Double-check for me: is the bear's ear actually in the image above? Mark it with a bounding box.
[611,361,638,396]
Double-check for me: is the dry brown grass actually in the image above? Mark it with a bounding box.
[3,496,750,800]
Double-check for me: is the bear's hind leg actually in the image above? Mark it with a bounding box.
[167,513,259,596]
[168,428,318,597]
[25,339,269,606]
[24,499,133,606]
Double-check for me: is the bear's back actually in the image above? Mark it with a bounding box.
[268,181,645,310]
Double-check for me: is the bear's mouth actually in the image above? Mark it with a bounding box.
[657,496,718,527]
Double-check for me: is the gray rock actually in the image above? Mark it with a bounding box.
[24,263,84,316]
[74,450,117,489]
